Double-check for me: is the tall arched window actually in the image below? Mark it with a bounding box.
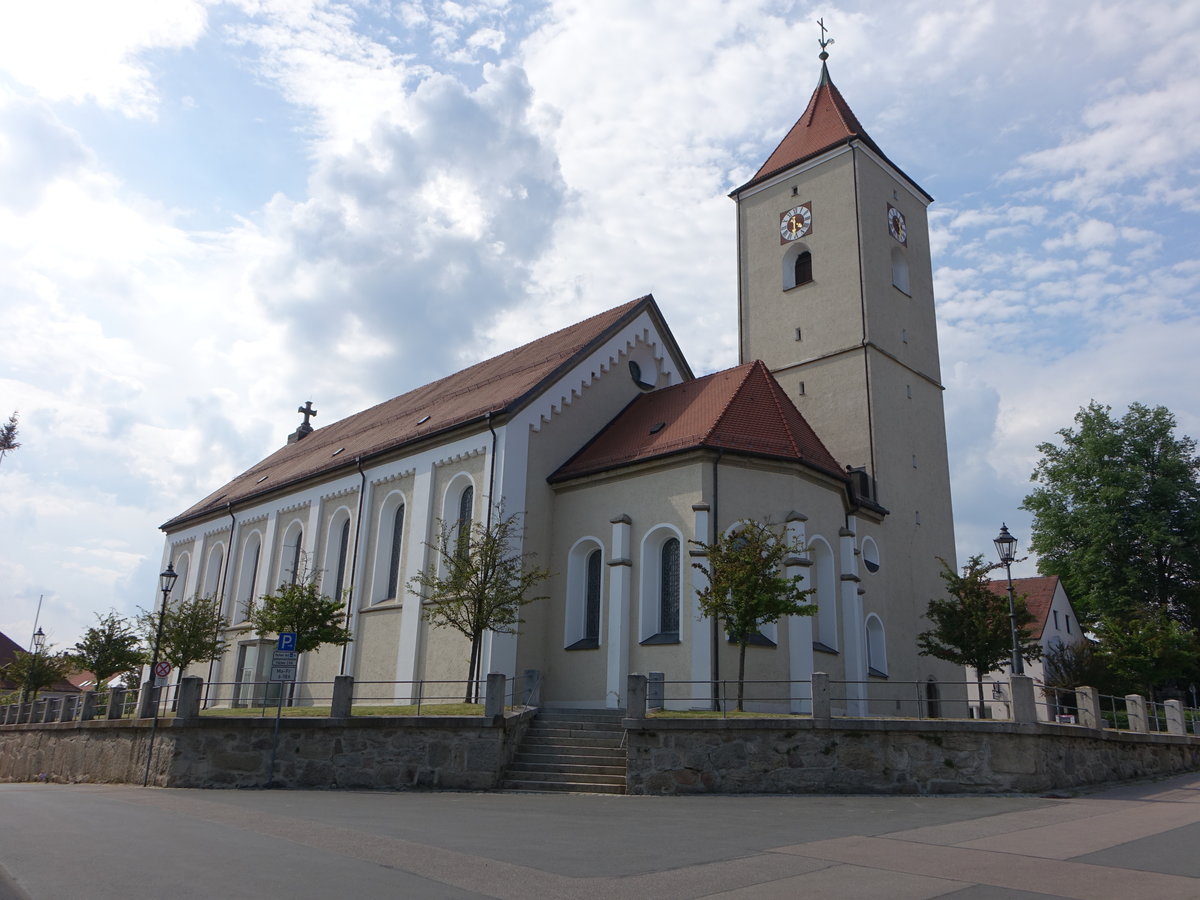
[334,518,351,601]
[237,534,262,621]
[866,614,887,677]
[203,545,224,598]
[385,505,404,599]
[287,527,303,584]
[782,243,813,290]
[565,538,604,650]
[810,537,838,651]
[585,548,602,642]
[659,538,680,636]
[794,251,812,286]
[456,485,474,558]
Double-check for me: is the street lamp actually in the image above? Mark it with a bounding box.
[993,523,1024,676]
[149,563,178,693]
[22,627,46,703]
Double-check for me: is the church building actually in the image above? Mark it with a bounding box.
[158,53,962,713]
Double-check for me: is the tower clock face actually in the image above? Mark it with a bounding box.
[887,204,908,245]
[779,204,813,243]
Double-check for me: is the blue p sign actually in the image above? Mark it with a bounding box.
[278,632,298,652]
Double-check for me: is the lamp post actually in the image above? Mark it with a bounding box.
[149,563,179,693]
[22,626,46,704]
[993,523,1024,676]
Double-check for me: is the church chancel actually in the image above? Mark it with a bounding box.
[159,40,962,713]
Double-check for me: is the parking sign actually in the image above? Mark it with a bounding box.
[277,632,298,652]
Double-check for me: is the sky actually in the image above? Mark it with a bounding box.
[1,0,1198,652]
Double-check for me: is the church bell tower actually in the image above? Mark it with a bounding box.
[730,37,956,593]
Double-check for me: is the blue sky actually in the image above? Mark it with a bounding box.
[1,0,1198,650]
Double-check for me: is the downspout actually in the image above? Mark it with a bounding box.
[711,449,723,709]
[486,411,498,529]
[206,503,237,703]
[340,458,368,676]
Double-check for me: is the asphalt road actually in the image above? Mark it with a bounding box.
[2,773,1199,898]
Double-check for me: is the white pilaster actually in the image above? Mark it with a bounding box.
[606,514,632,709]
[785,512,814,713]
[480,423,518,684]
[395,461,433,700]
[689,503,712,707]
[839,516,866,714]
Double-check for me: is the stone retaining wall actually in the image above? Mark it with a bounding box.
[0,711,533,790]
[623,717,1200,795]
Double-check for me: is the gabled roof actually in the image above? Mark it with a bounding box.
[550,360,847,484]
[165,295,682,529]
[0,630,80,694]
[731,63,932,201]
[986,575,1065,640]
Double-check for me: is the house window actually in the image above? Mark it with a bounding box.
[782,244,813,290]
[1066,615,1071,634]
[794,251,812,286]
[385,505,404,599]
[659,538,680,635]
[891,247,910,294]
[1053,609,1059,630]
[335,518,351,601]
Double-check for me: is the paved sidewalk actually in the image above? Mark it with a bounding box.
[2,773,1199,898]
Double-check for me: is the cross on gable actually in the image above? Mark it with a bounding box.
[298,400,317,428]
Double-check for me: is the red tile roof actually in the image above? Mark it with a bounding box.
[986,575,1062,640]
[165,296,676,529]
[550,360,847,483]
[731,64,931,201]
[0,630,80,694]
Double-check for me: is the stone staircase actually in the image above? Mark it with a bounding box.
[501,707,627,794]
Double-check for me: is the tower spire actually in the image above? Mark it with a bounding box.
[817,17,834,84]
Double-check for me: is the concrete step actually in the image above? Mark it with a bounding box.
[500,778,626,795]
[513,750,625,765]
[524,725,624,739]
[536,708,626,723]
[522,733,624,749]
[503,767,626,786]
[507,761,627,778]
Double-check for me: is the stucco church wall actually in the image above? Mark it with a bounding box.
[353,605,404,700]
[417,624,473,693]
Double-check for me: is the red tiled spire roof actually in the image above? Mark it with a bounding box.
[550,360,846,483]
[986,575,1063,640]
[732,63,931,201]
[164,296,674,529]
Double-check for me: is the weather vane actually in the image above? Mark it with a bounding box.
[817,18,834,61]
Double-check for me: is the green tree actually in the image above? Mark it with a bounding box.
[409,511,550,702]
[1023,401,1200,628]
[691,520,814,712]
[137,594,229,678]
[0,411,19,467]
[2,648,72,702]
[917,556,1041,717]
[1042,638,1110,693]
[1093,606,1198,699]
[71,610,145,692]
[249,569,352,654]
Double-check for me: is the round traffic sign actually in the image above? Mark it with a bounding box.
[153,661,171,678]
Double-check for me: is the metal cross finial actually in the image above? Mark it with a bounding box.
[298,400,317,428]
[817,17,834,60]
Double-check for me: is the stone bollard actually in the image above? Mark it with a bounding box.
[1125,694,1148,733]
[484,673,506,719]
[811,672,831,722]
[647,672,665,710]
[1076,686,1101,729]
[80,692,99,722]
[330,674,354,718]
[1009,675,1037,724]
[137,680,158,718]
[523,669,541,707]
[627,674,647,719]
[1164,700,1185,736]
[59,696,77,723]
[107,686,126,719]
[176,676,203,720]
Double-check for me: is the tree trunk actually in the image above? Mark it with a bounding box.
[465,633,481,703]
[976,671,986,719]
[737,642,748,712]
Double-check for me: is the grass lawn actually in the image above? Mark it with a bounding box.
[197,702,486,718]
[648,709,809,719]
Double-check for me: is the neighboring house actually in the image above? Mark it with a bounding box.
[982,575,1088,719]
[156,56,965,714]
[0,630,81,701]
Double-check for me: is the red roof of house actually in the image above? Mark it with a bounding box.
[732,63,931,201]
[986,575,1062,640]
[165,296,682,529]
[0,630,80,694]
[550,360,847,483]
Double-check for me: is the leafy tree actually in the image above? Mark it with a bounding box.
[1042,638,1110,693]
[1093,606,1198,699]
[691,520,814,712]
[2,647,73,702]
[409,511,550,702]
[137,594,229,678]
[249,568,352,653]
[1023,401,1200,629]
[0,411,19,467]
[917,555,1041,717]
[71,610,145,691]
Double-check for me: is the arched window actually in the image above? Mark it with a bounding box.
[236,533,262,621]
[565,538,605,649]
[203,545,224,598]
[782,243,813,290]
[286,526,303,584]
[866,614,887,677]
[659,538,680,636]
[810,537,838,652]
[925,678,941,719]
[385,505,404,599]
[172,553,191,606]
[891,247,910,294]
[334,518,351,601]
[861,537,880,574]
[456,485,474,558]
